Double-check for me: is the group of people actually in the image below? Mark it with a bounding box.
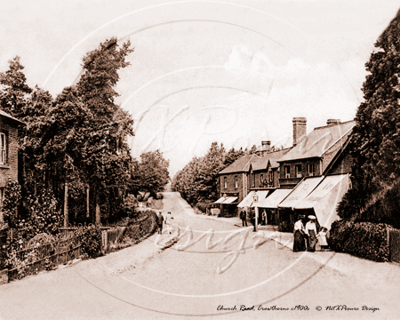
[240,209,268,227]
[157,211,173,234]
[293,214,328,252]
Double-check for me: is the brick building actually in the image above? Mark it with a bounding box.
[278,118,355,188]
[0,110,24,221]
[217,154,259,216]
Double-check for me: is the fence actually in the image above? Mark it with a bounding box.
[102,227,126,252]
[101,213,157,252]
[389,228,400,263]
[4,234,81,283]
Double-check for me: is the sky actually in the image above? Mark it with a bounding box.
[0,0,399,177]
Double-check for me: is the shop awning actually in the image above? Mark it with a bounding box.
[257,189,292,208]
[214,196,238,204]
[278,176,324,209]
[250,190,270,207]
[223,197,238,204]
[214,197,227,204]
[237,191,255,208]
[294,174,350,230]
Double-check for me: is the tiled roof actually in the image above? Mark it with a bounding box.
[0,109,25,124]
[219,147,291,175]
[251,148,292,171]
[219,154,259,174]
[278,120,355,162]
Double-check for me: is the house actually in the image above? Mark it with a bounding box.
[216,153,259,216]
[278,118,355,188]
[0,109,24,222]
[249,142,291,191]
[216,142,291,217]
[276,118,355,230]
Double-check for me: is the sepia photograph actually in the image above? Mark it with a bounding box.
[0,0,400,319]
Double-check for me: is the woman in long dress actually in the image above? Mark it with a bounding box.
[305,215,318,252]
[293,215,306,252]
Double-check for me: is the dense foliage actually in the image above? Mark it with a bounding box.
[172,142,245,206]
[338,9,400,228]
[328,220,391,262]
[0,38,170,229]
[2,179,21,228]
[129,150,170,194]
[74,225,103,259]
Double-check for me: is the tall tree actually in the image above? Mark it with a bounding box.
[130,150,170,194]
[75,37,134,224]
[338,9,400,227]
[173,142,247,205]
[0,56,32,118]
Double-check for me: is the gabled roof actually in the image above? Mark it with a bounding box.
[278,120,355,162]
[251,148,292,171]
[219,154,259,174]
[0,109,25,125]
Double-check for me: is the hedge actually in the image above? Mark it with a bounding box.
[328,220,390,262]
[196,202,209,213]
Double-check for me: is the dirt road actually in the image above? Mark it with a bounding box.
[0,192,399,319]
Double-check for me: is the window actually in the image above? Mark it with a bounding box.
[251,173,255,187]
[224,177,227,189]
[234,176,238,189]
[0,188,3,209]
[308,163,316,176]
[284,166,290,178]
[0,133,6,164]
[295,164,302,178]
[260,174,264,185]
[269,171,273,183]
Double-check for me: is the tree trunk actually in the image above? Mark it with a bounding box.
[95,190,101,225]
[64,182,69,227]
[86,185,90,219]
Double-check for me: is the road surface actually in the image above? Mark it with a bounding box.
[0,192,399,319]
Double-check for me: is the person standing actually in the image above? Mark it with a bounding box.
[165,211,173,234]
[305,215,318,252]
[240,210,248,227]
[293,215,306,252]
[262,210,267,225]
[157,212,164,234]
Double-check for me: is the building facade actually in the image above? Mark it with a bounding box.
[278,119,355,188]
[0,110,24,221]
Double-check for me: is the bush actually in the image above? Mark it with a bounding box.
[2,179,22,228]
[74,225,102,259]
[328,220,390,262]
[196,202,209,213]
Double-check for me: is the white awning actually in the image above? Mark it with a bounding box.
[257,189,292,208]
[294,174,350,230]
[278,176,324,209]
[237,191,255,208]
[214,196,238,204]
[223,197,238,204]
[250,190,270,207]
[214,197,226,204]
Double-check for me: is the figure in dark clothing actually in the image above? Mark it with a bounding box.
[293,215,307,252]
[157,212,164,234]
[305,215,318,252]
[240,210,247,227]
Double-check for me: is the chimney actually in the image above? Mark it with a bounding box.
[293,117,307,147]
[261,140,271,152]
[326,119,341,126]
